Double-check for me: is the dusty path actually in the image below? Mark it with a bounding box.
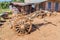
[0,13,60,40]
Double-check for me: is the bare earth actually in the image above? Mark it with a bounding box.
[0,13,60,40]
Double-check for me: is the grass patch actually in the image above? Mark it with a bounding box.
[0,9,10,14]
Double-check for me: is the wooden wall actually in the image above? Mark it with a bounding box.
[38,1,60,11]
[45,1,60,11]
[47,0,60,2]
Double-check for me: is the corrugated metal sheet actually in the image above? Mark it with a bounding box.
[25,0,46,3]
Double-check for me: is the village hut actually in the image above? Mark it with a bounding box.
[25,0,46,11]
[9,0,46,14]
[25,0,60,12]
[9,0,60,14]
[45,0,60,12]
[9,2,33,14]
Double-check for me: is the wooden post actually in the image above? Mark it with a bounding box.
[51,2,55,11]
[29,5,32,13]
[25,5,30,14]
[20,6,25,13]
[35,3,40,11]
[45,2,48,10]
[58,3,60,12]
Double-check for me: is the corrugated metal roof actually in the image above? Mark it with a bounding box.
[10,0,46,6]
[25,0,46,3]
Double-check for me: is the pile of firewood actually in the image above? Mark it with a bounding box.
[1,14,33,36]
[1,10,58,36]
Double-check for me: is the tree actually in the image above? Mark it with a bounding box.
[0,2,2,9]
[0,2,10,9]
[12,0,24,2]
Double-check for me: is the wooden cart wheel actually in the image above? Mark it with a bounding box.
[24,20,32,34]
[12,17,32,35]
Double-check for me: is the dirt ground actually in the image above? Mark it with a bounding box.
[0,13,60,40]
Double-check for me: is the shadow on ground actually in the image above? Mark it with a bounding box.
[30,21,57,33]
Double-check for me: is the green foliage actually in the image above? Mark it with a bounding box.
[0,2,10,9]
[0,0,24,9]
[0,0,24,13]
[0,9,10,13]
[12,0,24,2]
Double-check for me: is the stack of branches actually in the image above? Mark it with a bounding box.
[1,14,32,36]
